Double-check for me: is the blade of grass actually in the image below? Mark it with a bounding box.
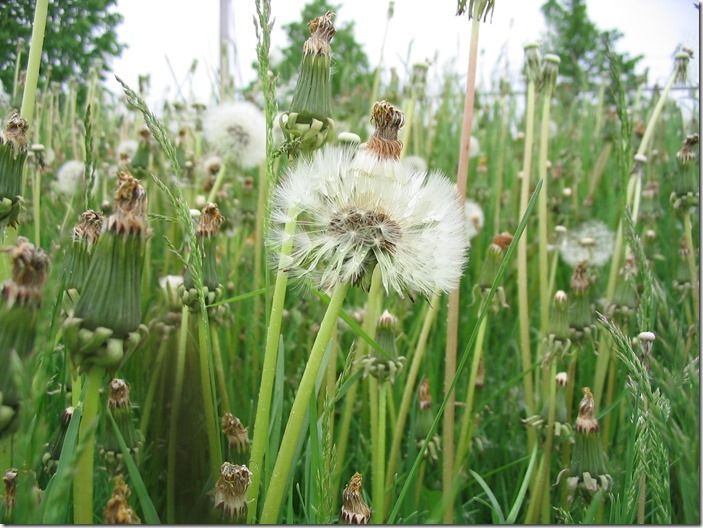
[469,469,506,524]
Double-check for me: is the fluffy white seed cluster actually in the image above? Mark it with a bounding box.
[269,146,467,297]
[203,101,266,169]
[559,220,615,268]
[54,160,85,196]
[464,199,484,243]
[117,139,138,162]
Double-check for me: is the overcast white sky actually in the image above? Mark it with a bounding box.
[106,0,700,107]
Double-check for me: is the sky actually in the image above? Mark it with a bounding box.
[106,0,700,107]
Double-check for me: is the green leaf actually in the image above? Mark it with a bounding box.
[107,410,160,524]
[469,470,506,524]
[505,446,538,523]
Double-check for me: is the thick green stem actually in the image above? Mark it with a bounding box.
[247,212,297,522]
[260,281,350,523]
[385,295,440,506]
[20,0,48,125]
[373,383,387,523]
[73,366,105,524]
[537,83,554,335]
[443,17,481,522]
[332,266,383,497]
[33,167,41,245]
[167,306,189,524]
[493,95,509,233]
[683,212,699,316]
[197,310,222,478]
[139,337,169,435]
[210,326,231,412]
[518,79,538,452]
[207,162,227,203]
[455,314,488,470]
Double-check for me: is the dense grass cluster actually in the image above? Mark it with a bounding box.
[0,0,699,524]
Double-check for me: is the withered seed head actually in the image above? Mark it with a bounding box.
[73,210,104,245]
[365,101,404,160]
[221,412,250,453]
[103,475,140,524]
[418,378,432,410]
[341,472,371,524]
[108,379,131,409]
[492,232,513,251]
[1,112,29,153]
[197,203,224,238]
[575,387,599,434]
[108,171,148,235]
[303,11,336,56]
[214,462,252,520]
[570,261,592,294]
[2,237,49,308]
[3,468,18,511]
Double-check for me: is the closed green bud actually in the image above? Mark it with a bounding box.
[100,379,141,471]
[671,133,699,209]
[0,112,29,228]
[65,210,103,292]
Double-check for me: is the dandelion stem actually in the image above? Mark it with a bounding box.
[19,0,48,125]
[443,14,482,521]
[683,212,699,316]
[385,294,440,508]
[373,382,387,523]
[211,325,231,412]
[197,310,222,478]
[139,337,169,436]
[207,162,227,203]
[333,266,383,498]
[260,281,350,523]
[247,212,298,522]
[73,365,105,524]
[167,306,189,524]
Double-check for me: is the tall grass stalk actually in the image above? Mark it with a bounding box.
[442,8,484,520]
[260,281,350,523]
[19,0,48,125]
[197,312,222,478]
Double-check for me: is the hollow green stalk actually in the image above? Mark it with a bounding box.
[260,281,350,523]
[683,212,699,316]
[19,0,48,125]
[247,212,298,521]
[210,326,231,412]
[32,165,40,245]
[207,162,227,203]
[139,338,169,435]
[73,366,105,524]
[493,93,509,233]
[332,266,383,496]
[454,314,487,470]
[517,78,537,451]
[373,382,388,523]
[167,306,189,524]
[385,294,440,507]
[443,14,483,522]
[197,310,222,479]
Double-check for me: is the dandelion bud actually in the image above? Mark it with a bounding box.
[159,274,184,312]
[637,331,655,369]
[544,290,571,362]
[523,42,542,84]
[222,412,250,455]
[214,462,252,521]
[541,53,560,92]
[103,475,140,524]
[0,112,29,228]
[364,100,404,160]
[3,468,17,513]
[341,472,371,524]
[476,232,512,311]
[609,252,638,319]
[568,262,596,341]
[337,131,361,145]
[361,310,405,383]
[674,49,693,84]
[418,377,432,410]
[410,62,429,94]
[101,379,140,471]
[671,133,699,209]
[65,210,103,292]
[557,387,612,503]
[183,203,225,312]
[42,407,74,478]
[65,172,149,369]
[281,11,336,154]
[556,371,568,387]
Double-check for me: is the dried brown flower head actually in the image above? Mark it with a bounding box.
[365,101,404,160]
[341,472,371,524]
[574,387,598,434]
[108,379,131,409]
[214,462,252,520]
[103,475,140,524]
[304,11,336,56]
[221,412,250,454]
[73,210,104,245]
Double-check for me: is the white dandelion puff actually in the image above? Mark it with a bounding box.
[402,155,427,175]
[469,136,481,158]
[203,154,223,176]
[203,101,266,169]
[464,199,484,242]
[117,139,138,162]
[54,160,85,196]
[269,146,467,297]
[559,220,615,268]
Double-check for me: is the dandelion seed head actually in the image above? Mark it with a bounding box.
[269,146,467,298]
[559,220,614,268]
[401,155,427,175]
[464,199,484,242]
[117,139,138,162]
[55,160,85,196]
[204,101,266,169]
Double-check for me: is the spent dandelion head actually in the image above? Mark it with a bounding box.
[214,462,252,521]
[559,220,614,268]
[523,42,542,84]
[341,472,371,525]
[103,475,140,524]
[364,100,404,161]
[221,412,250,454]
[204,101,266,169]
[674,48,693,84]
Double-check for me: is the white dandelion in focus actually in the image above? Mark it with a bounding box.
[559,220,615,268]
[402,155,427,175]
[269,146,467,297]
[203,101,266,169]
[117,139,138,163]
[54,160,85,196]
[464,199,484,242]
